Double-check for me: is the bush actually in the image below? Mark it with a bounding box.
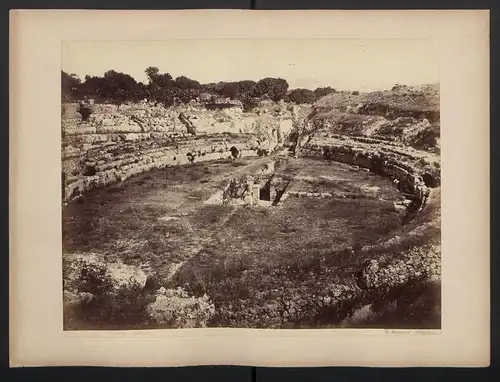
[96,280,151,324]
[143,273,163,292]
[230,146,240,159]
[257,148,269,157]
[78,262,114,296]
[408,125,440,150]
[186,152,196,164]
[77,104,92,121]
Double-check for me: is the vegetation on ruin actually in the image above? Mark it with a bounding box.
[62,68,337,111]
[314,84,439,122]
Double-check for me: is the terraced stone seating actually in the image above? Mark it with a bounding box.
[61,101,298,203]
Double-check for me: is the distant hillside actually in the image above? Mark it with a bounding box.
[314,83,439,120]
[308,84,440,152]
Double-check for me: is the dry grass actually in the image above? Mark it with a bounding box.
[63,157,440,328]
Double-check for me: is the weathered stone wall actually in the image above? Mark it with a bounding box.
[360,244,441,291]
[225,242,440,328]
[204,160,277,206]
[300,139,440,208]
[63,134,259,202]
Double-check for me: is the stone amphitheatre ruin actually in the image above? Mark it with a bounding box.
[62,86,441,329]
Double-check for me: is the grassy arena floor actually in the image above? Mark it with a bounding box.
[63,156,439,328]
[63,157,402,278]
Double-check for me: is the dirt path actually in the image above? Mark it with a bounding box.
[164,151,287,280]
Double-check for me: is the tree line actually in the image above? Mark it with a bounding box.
[62,67,337,110]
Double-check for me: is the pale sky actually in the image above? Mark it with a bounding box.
[62,39,439,92]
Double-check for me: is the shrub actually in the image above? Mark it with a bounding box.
[408,125,440,150]
[186,152,196,164]
[77,103,93,121]
[78,261,114,296]
[94,279,151,325]
[144,273,163,292]
[257,148,269,157]
[230,146,240,159]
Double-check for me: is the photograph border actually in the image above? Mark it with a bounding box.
[9,8,490,369]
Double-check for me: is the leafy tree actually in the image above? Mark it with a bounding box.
[212,81,226,95]
[254,77,289,101]
[136,82,148,100]
[175,76,201,90]
[145,66,160,82]
[287,88,316,104]
[314,86,337,99]
[201,83,218,94]
[151,72,173,87]
[77,75,106,101]
[61,71,81,101]
[146,71,175,105]
[100,70,141,105]
[62,66,342,111]
[236,80,257,96]
[221,82,239,99]
[152,87,176,107]
[175,88,201,104]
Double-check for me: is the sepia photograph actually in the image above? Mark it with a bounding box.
[60,39,442,331]
[10,9,490,367]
